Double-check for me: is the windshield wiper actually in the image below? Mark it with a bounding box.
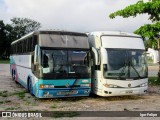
[128,56,142,79]
[130,62,142,79]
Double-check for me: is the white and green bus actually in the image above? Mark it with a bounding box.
[10,30,91,98]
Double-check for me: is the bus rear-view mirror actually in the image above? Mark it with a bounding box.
[92,47,100,65]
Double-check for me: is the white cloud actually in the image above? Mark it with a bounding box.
[0,0,151,32]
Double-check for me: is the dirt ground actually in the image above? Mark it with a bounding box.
[0,64,160,120]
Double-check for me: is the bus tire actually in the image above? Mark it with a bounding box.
[89,92,98,98]
[28,78,34,96]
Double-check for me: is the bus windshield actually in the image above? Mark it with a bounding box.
[41,49,90,79]
[103,49,148,80]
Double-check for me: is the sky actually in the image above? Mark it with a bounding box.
[0,0,151,33]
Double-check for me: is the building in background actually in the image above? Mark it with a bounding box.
[146,48,159,64]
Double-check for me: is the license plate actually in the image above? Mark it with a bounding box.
[126,90,133,94]
[57,91,78,95]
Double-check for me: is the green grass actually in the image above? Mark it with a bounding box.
[12,90,27,99]
[25,101,31,105]
[148,77,160,85]
[5,107,20,110]
[50,104,57,109]
[0,90,27,99]
[0,100,11,104]
[0,59,10,64]
[0,91,9,97]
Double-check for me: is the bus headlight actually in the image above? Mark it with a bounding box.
[140,83,148,87]
[82,79,89,83]
[80,84,91,87]
[40,84,54,89]
[103,84,118,88]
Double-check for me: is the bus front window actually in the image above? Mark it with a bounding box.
[68,51,89,73]
[103,49,148,80]
[41,49,90,79]
[42,50,67,73]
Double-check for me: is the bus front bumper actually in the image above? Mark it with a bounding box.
[100,86,148,97]
[37,88,91,98]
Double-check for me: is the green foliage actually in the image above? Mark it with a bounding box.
[135,22,160,39]
[147,40,157,49]
[109,0,160,22]
[11,17,41,39]
[109,0,160,49]
[0,17,41,58]
[0,59,10,64]
[0,20,8,57]
[135,22,160,49]
[148,77,160,85]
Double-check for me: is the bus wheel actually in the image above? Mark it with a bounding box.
[28,78,34,96]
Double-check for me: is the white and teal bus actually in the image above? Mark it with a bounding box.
[88,31,148,96]
[10,30,91,98]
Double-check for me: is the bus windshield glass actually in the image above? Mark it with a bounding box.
[103,49,147,80]
[41,49,90,79]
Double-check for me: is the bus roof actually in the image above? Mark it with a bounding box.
[11,30,87,45]
[89,31,141,38]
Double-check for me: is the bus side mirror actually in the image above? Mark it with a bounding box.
[92,47,100,65]
[34,45,40,65]
[101,47,107,64]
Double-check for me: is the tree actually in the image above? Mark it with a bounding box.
[134,22,160,49]
[109,0,160,80]
[0,20,7,57]
[0,17,41,58]
[10,17,41,39]
[109,0,160,49]
[5,24,16,57]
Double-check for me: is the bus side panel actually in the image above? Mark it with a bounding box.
[10,55,32,89]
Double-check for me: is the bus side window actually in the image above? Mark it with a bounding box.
[30,37,32,52]
[31,38,34,51]
[17,42,19,54]
[28,38,30,52]
[22,41,24,53]
[19,41,22,53]
[23,40,26,53]
[26,39,28,52]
